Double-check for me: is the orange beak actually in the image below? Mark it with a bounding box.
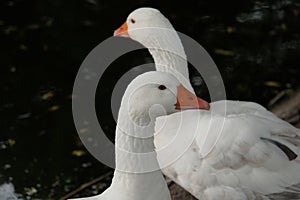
[113,21,129,38]
[175,85,210,110]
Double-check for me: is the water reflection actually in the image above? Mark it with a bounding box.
[0,182,22,200]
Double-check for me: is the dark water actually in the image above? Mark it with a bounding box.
[0,0,299,199]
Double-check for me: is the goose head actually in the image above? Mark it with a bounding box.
[113,8,194,92]
[113,8,175,46]
[121,72,209,126]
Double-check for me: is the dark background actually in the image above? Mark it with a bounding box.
[0,0,299,199]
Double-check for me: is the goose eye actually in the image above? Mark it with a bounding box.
[158,85,167,90]
[130,19,136,24]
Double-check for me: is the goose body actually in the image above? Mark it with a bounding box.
[114,8,300,199]
[70,72,206,200]
[155,106,300,199]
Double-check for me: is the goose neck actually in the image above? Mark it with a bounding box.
[108,106,170,199]
[144,31,194,92]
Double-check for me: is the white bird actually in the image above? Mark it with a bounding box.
[114,7,300,199]
[0,183,19,200]
[69,71,207,200]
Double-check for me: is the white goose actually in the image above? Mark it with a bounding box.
[114,8,300,199]
[70,71,206,200]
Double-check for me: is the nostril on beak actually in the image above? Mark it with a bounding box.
[188,97,194,101]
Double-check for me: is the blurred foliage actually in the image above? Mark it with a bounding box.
[0,0,299,199]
